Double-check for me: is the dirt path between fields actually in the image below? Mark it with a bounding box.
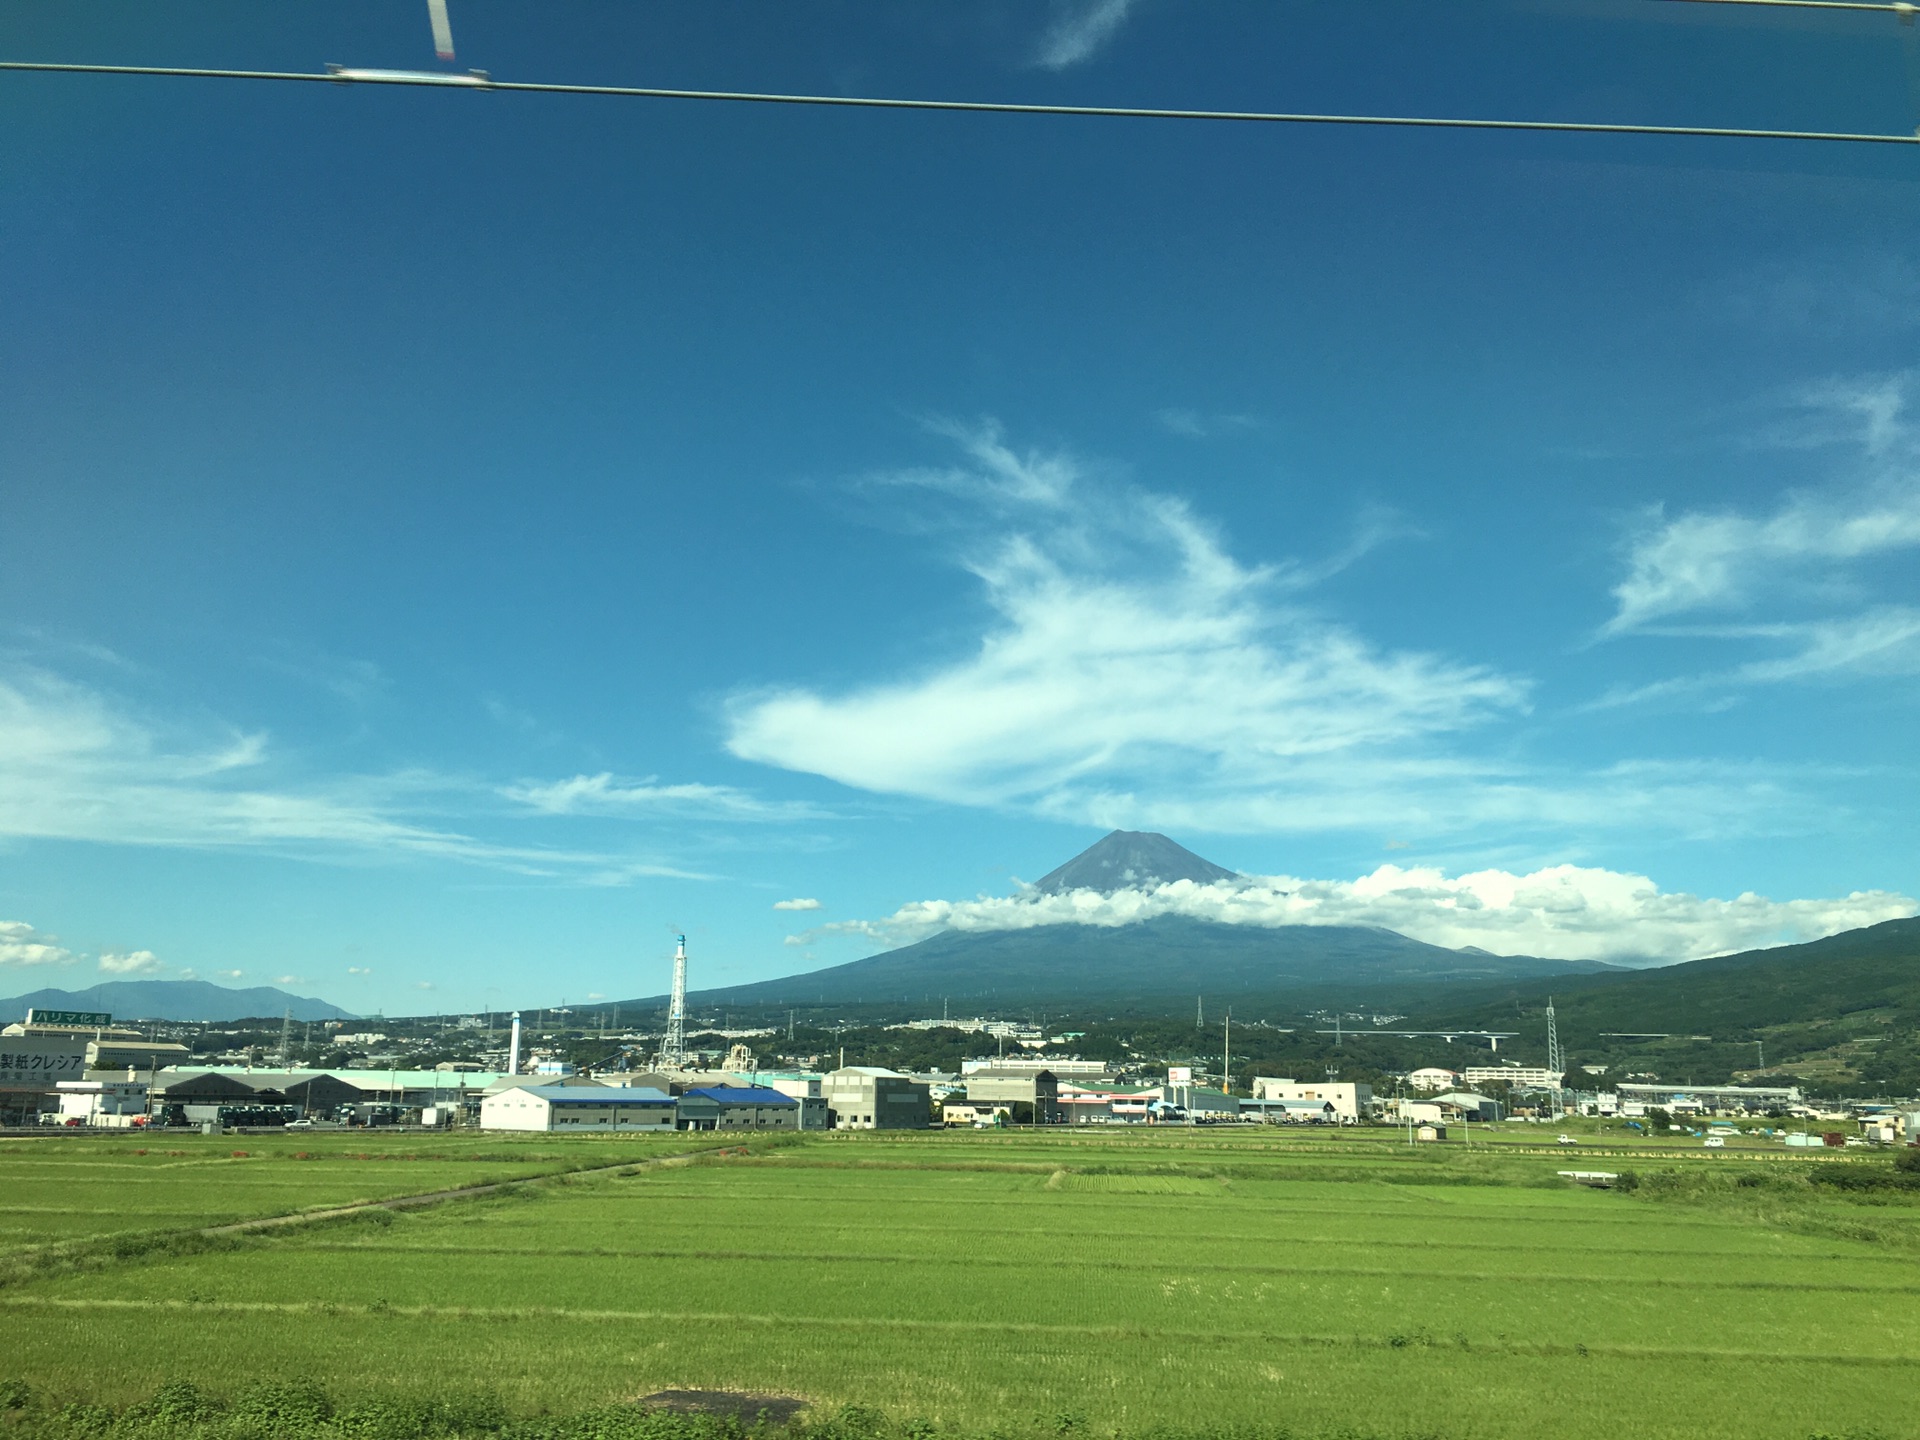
[204,1142,753,1237]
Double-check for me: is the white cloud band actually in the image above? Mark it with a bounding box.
[801,865,1916,966]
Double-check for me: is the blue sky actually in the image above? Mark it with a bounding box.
[3,1,1919,1015]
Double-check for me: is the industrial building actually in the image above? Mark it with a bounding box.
[822,1066,932,1129]
[1251,1077,1372,1122]
[1240,1097,1338,1123]
[478,1084,675,1132]
[676,1085,801,1130]
[0,1033,91,1126]
[53,1079,149,1125]
[1161,1083,1240,1118]
[1615,1082,1802,1113]
[1054,1083,1160,1124]
[959,1057,1110,1079]
[964,1067,1062,1123]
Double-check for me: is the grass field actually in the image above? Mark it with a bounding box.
[2,1127,1915,1440]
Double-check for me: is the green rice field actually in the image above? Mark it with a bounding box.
[2,1127,1915,1440]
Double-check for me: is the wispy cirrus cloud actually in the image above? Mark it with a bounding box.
[1602,375,1920,676]
[728,422,1521,831]
[796,865,1916,966]
[1154,408,1260,439]
[0,666,715,884]
[1033,0,1137,69]
[503,772,830,822]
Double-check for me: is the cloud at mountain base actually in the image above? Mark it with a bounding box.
[798,864,1915,965]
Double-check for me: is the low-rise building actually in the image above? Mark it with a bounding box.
[53,1078,149,1126]
[1615,1081,1800,1113]
[1160,1083,1241,1118]
[1429,1090,1502,1121]
[960,1057,1110,1079]
[1251,1077,1372,1122]
[965,1068,1061,1123]
[940,1101,1010,1127]
[822,1066,931,1129]
[1462,1066,1563,1091]
[1055,1084,1159,1124]
[86,1038,191,1071]
[1407,1067,1459,1092]
[479,1084,674,1132]
[677,1084,802,1130]
[1242,1097,1337,1124]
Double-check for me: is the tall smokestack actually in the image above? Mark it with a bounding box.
[508,1010,522,1075]
[653,936,688,1071]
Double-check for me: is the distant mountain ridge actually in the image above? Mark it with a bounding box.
[615,832,1615,1014]
[678,913,1615,1011]
[1413,915,1920,1039]
[0,979,353,1024]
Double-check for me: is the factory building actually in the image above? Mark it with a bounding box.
[964,1068,1062,1123]
[822,1066,932,1129]
[677,1085,801,1130]
[1251,1078,1372,1122]
[1615,1082,1802,1114]
[0,1034,89,1126]
[478,1084,675,1132]
[1054,1084,1160,1124]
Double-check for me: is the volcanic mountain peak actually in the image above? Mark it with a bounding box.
[1033,830,1238,895]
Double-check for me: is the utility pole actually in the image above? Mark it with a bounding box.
[1223,1010,1231,1096]
[1546,996,1564,1114]
[1196,995,1203,1030]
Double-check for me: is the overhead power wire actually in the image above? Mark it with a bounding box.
[1665,0,1916,15]
[2,61,1917,146]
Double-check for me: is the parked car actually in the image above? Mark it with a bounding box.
[1703,1137,1725,1148]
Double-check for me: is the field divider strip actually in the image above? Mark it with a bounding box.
[200,1141,768,1236]
[6,1294,1917,1369]
[267,1241,1920,1294]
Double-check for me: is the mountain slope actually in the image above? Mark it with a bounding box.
[0,979,353,1024]
[1413,916,1920,1038]
[1035,831,1237,894]
[680,914,1611,1011]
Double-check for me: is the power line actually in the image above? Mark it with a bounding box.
[1,61,1917,146]
[1668,0,1917,14]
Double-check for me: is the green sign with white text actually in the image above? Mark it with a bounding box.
[24,1009,112,1028]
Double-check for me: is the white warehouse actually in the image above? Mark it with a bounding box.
[1251,1077,1372,1122]
[479,1084,674,1132]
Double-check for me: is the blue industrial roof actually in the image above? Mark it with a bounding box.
[509,1086,672,1104]
[682,1085,796,1105]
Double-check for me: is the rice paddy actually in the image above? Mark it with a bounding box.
[2,1127,1914,1440]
